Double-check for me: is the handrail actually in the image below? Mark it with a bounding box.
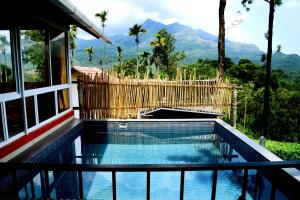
[1,160,299,200]
[1,160,300,171]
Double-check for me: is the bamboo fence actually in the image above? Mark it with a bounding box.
[78,72,234,119]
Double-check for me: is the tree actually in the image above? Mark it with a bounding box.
[218,0,227,80]
[22,30,48,81]
[85,46,95,63]
[150,28,186,79]
[0,35,9,82]
[95,11,109,66]
[117,46,122,66]
[242,0,282,136]
[69,25,78,66]
[140,51,151,77]
[129,24,146,78]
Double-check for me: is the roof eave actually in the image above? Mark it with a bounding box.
[50,0,112,44]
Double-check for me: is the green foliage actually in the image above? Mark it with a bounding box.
[229,58,300,142]
[264,140,300,160]
[150,28,186,79]
[22,30,47,81]
[85,46,95,62]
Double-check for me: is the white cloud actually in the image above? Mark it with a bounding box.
[285,0,300,7]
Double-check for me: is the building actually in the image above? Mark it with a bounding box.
[0,0,110,161]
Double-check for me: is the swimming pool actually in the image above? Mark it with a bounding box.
[1,119,298,199]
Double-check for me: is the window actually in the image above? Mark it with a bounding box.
[0,30,16,94]
[57,89,70,113]
[51,31,67,85]
[0,106,4,142]
[38,92,55,123]
[6,99,24,138]
[21,29,50,90]
[26,96,36,128]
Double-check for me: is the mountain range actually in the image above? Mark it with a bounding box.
[74,19,300,72]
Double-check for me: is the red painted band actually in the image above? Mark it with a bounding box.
[0,110,74,160]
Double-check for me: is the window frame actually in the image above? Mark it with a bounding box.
[0,25,72,147]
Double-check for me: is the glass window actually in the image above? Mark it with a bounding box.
[26,96,36,128]
[57,89,70,113]
[6,99,24,138]
[51,31,67,85]
[0,107,4,142]
[38,92,55,123]
[21,29,50,90]
[0,30,16,94]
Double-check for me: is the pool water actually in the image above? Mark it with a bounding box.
[13,123,289,200]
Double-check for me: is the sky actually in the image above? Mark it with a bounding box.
[70,0,300,55]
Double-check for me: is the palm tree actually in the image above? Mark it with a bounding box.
[0,35,9,82]
[117,46,122,66]
[218,0,226,80]
[85,46,95,63]
[140,51,151,76]
[242,0,282,136]
[129,24,146,78]
[150,33,166,72]
[95,11,109,66]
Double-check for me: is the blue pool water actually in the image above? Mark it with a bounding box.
[46,131,253,199]
[9,122,290,200]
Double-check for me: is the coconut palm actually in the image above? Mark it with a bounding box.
[117,46,122,66]
[140,51,151,77]
[129,24,146,78]
[85,46,95,63]
[95,11,109,66]
[150,33,166,72]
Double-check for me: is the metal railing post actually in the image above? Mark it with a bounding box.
[147,171,151,200]
[211,170,218,200]
[240,169,248,200]
[78,170,83,199]
[180,170,185,200]
[112,171,117,200]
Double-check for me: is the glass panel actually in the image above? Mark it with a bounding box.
[57,89,69,113]
[37,92,55,123]
[0,30,16,94]
[26,96,35,128]
[0,106,4,142]
[6,98,24,138]
[51,31,67,85]
[21,29,50,90]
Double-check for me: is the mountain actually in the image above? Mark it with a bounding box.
[74,19,300,72]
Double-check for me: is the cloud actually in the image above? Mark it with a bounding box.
[285,0,300,7]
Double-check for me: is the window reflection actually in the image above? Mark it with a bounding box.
[58,89,70,113]
[21,29,50,90]
[26,96,36,128]
[6,99,24,138]
[0,30,16,94]
[0,107,4,142]
[51,32,67,85]
[38,92,55,123]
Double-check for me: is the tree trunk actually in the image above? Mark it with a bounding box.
[263,0,275,136]
[218,0,226,81]
[136,37,139,79]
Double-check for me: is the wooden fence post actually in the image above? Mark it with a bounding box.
[77,75,83,119]
[232,87,238,128]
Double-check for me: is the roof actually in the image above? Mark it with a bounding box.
[72,66,119,82]
[0,0,111,44]
[50,0,111,43]
[72,66,103,74]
